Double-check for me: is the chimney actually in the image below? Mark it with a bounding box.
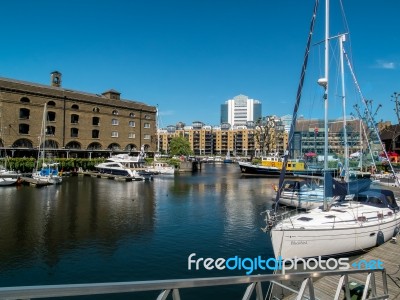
[50,71,62,87]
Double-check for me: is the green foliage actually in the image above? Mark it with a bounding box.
[1,158,106,172]
[169,136,193,156]
[168,158,181,167]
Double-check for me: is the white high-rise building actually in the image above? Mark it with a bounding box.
[220,94,262,126]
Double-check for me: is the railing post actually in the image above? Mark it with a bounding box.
[361,273,372,300]
[242,282,255,300]
[296,277,315,300]
[255,282,264,300]
[172,288,181,300]
[382,269,389,296]
[334,274,350,300]
[157,289,171,300]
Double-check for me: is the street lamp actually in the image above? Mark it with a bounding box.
[391,92,400,125]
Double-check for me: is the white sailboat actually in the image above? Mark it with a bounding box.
[0,95,18,186]
[32,103,62,185]
[266,0,400,259]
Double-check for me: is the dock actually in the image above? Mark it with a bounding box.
[77,171,138,181]
[279,239,400,299]
[20,177,52,187]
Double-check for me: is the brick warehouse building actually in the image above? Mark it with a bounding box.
[0,71,157,158]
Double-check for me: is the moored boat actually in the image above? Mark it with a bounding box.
[95,153,152,181]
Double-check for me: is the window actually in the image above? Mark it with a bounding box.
[144,134,150,140]
[47,101,56,107]
[19,124,30,134]
[47,111,56,122]
[112,119,119,125]
[71,104,79,110]
[129,112,135,118]
[128,132,135,139]
[92,117,100,126]
[129,121,135,127]
[19,108,30,119]
[46,126,55,135]
[71,128,79,138]
[71,114,79,124]
[93,107,100,113]
[20,97,30,103]
[144,114,150,119]
[92,129,99,139]
[144,123,150,128]
[112,109,119,115]
[111,131,118,137]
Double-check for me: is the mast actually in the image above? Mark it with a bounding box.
[273,0,320,208]
[317,0,329,211]
[339,34,349,182]
[156,105,160,154]
[37,103,47,169]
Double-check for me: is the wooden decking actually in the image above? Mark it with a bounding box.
[280,239,400,299]
[20,177,52,187]
[77,171,140,181]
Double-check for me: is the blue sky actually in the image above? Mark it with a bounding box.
[0,0,399,127]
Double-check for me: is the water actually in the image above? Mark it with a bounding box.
[0,163,278,299]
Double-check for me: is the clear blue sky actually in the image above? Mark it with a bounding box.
[0,0,399,127]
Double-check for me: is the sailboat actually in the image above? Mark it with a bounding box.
[265,0,400,259]
[32,103,62,185]
[0,95,18,186]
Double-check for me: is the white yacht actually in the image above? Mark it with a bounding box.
[95,154,152,181]
[147,161,175,175]
[0,167,19,186]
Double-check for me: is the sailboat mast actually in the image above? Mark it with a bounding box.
[156,105,160,153]
[339,34,349,182]
[323,0,330,209]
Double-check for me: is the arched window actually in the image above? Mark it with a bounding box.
[71,104,79,110]
[20,97,30,103]
[40,140,59,149]
[92,129,99,139]
[108,143,120,150]
[70,128,79,138]
[12,138,33,148]
[125,144,137,151]
[19,108,30,119]
[47,101,56,107]
[129,112,135,118]
[144,114,150,120]
[71,114,79,124]
[65,141,81,149]
[88,142,102,150]
[93,107,100,113]
[92,117,100,126]
[47,111,56,121]
[112,109,119,115]
[19,124,30,134]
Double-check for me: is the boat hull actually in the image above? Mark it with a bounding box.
[271,214,400,259]
[239,162,335,177]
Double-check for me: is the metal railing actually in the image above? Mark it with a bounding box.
[0,268,388,300]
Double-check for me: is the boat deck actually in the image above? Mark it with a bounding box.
[280,239,400,299]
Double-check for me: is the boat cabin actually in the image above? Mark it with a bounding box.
[353,189,399,211]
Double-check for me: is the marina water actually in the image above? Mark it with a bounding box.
[0,163,278,299]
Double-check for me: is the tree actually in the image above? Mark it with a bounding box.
[169,136,193,156]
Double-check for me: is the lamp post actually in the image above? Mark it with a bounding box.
[391,92,400,125]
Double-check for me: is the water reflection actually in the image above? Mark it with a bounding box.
[0,176,155,273]
[0,165,275,297]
